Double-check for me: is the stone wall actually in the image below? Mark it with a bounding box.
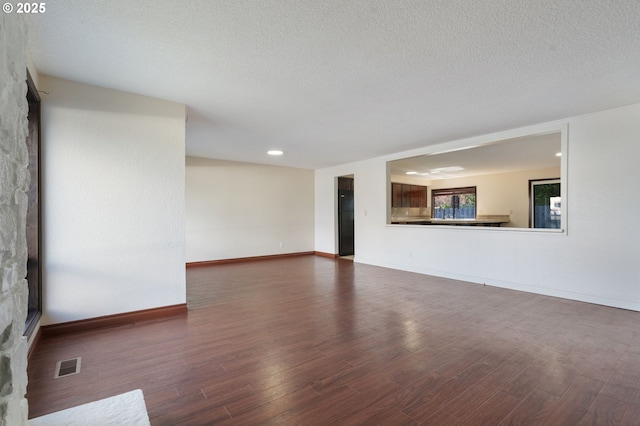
[0,13,30,426]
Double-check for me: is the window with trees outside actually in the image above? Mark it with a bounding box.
[530,179,561,229]
[432,187,476,220]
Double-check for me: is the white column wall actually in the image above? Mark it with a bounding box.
[41,77,186,325]
[315,103,640,311]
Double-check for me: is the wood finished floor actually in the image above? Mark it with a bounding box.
[27,256,640,425]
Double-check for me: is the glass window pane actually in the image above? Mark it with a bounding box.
[432,188,476,219]
[531,180,561,229]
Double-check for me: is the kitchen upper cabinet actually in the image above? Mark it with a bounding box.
[392,183,427,208]
[410,185,428,208]
[392,183,404,207]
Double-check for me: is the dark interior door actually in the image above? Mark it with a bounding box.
[338,178,354,256]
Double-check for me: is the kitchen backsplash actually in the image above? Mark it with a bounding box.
[391,207,431,218]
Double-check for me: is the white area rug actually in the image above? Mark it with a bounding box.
[29,389,150,426]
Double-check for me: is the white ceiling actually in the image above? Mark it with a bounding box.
[27,0,640,170]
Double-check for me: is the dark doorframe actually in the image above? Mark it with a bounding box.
[24,69,42,338]
[337,176,354,257]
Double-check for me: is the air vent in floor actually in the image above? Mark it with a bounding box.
[53,357,82,379]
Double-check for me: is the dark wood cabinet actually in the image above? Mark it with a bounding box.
[391,183,427,207]
[402,185,412,207]
[410,185,428,208]
[392,183,403,207]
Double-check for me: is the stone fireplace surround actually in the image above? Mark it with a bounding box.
[0,12,30,426]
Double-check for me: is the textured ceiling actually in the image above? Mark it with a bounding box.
[27,0,640,170]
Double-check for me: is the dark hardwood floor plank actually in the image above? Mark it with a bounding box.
[581,341,628,383]
[424,358,529,424]
[251,384,357,425]
[25,256,640,425]
[219,384,321,424]
[578,394,628,426]
[340,404,419,426]
[620,400,640,426]
[599,370,640,405]
[400,350,516,422]
[541,375,605,425]
[459,390,523,426]
[497,387,560,426]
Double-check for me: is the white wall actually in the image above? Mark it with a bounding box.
[315,103,640,311]
[41,76,186,324]
[186,157,314,262]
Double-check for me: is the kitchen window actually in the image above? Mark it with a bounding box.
[432,187,476,220]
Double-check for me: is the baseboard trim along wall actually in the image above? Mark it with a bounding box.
[40,304,188,337]
[314,251,339,259]
[186,251,318,267]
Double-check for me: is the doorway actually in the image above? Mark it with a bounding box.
[337,176,354,257]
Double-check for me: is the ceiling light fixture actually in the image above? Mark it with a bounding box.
[429,145,481,155]
[429,166,464,173]
[405,171,417,175]
[267,150,283,156]
[555,152,562,157]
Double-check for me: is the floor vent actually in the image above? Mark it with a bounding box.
[54,357,82,379]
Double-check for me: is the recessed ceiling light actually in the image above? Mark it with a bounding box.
[406,171,417,175]
[267,150,283,156]
[555,152,562,157]
[430,166,465,173]
[429,145,481,155]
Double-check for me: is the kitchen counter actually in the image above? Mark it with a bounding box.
[391,217,509,227]
[427,219,508,227]
[390,216,432,224]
